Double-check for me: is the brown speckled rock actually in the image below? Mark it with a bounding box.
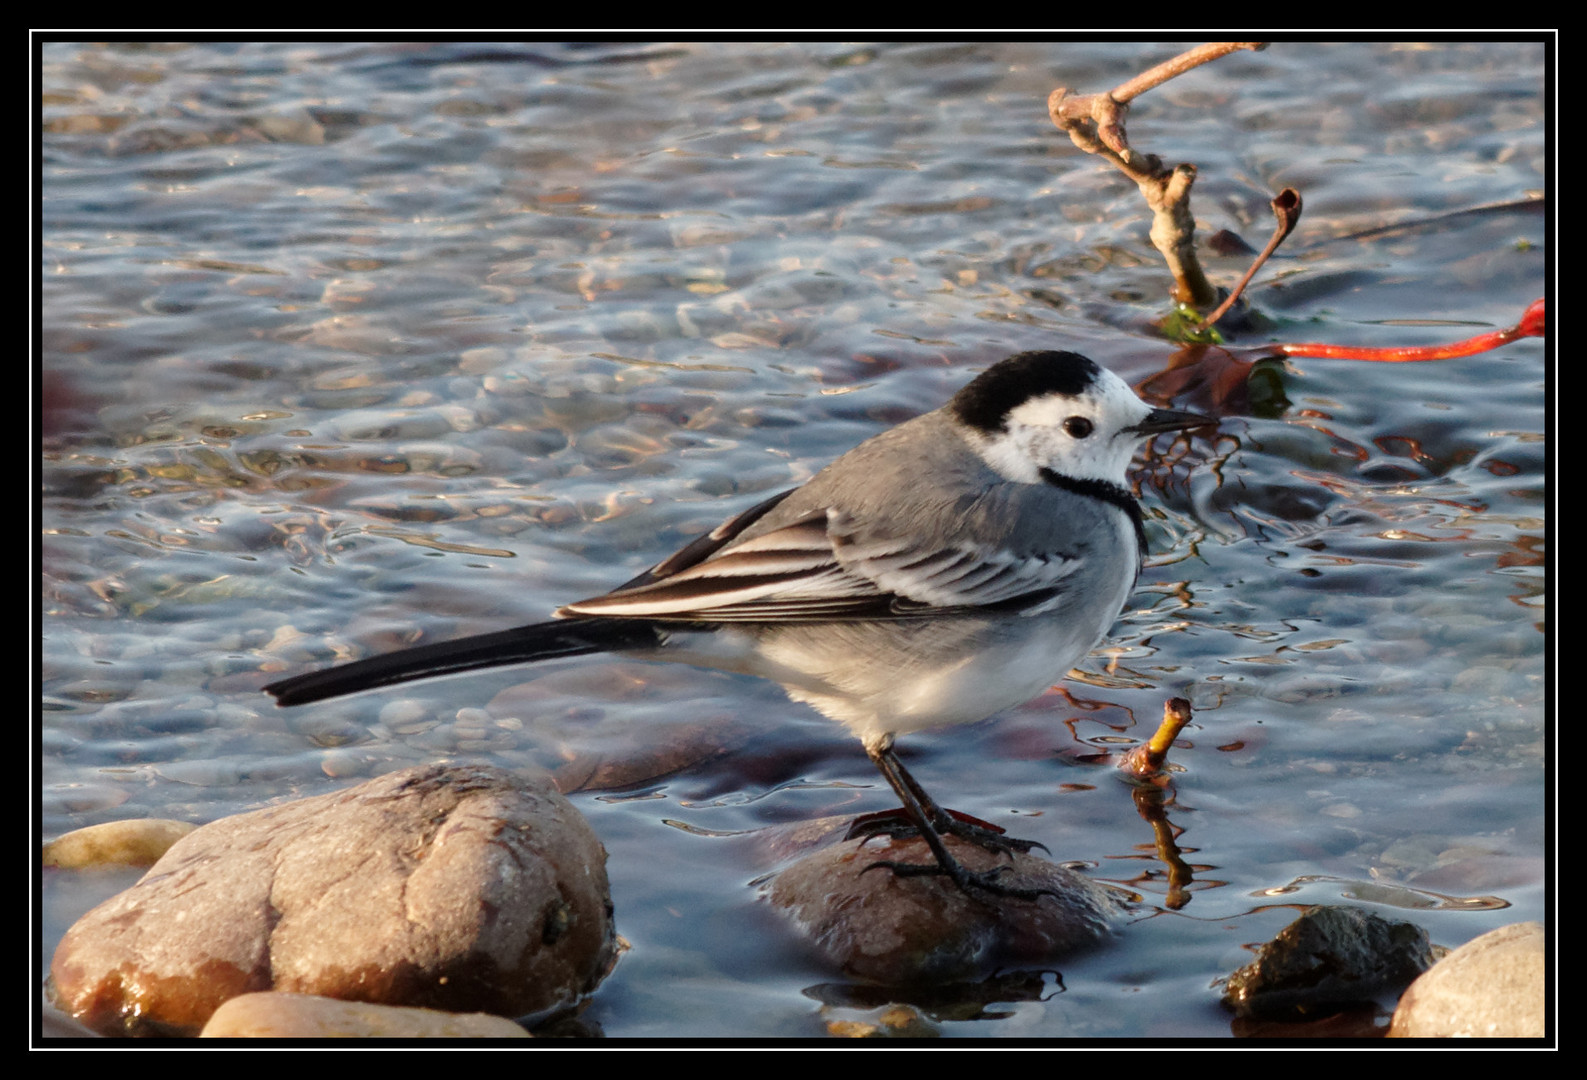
[50,764,615,1036]
[766,833,1121,984]
[1388,922,1545,1038]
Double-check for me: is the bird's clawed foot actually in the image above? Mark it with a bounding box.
[845,806,1049,858]
[855,743,1058,902]
[860,854,1060,903]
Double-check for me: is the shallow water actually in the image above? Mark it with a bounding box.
[40,40,1548,1039]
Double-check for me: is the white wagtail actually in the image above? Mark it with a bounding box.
[265,350,1213,899]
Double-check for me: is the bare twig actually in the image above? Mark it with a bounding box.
[1051,42,1269,158]
[1110,42,1270,104]
[1203,188,1303,329]
[1115,697,1199,909]
[1118,697,1193,780]
[1049,42,1268,309]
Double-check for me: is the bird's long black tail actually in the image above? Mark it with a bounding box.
[263,617,664,707]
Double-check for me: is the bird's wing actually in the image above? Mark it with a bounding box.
[557,504,1081,622]
[827,510,1081,611]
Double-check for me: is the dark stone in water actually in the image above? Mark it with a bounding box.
[766,832,1122,985]
[1221,905,1435,1020]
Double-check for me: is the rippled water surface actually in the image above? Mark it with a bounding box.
[40,40,1548,1039]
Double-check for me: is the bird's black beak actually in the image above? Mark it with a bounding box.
[1129,406,1216,436]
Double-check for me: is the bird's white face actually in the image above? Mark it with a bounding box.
[969,367,1156,486]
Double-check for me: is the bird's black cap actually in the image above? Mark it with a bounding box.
[950,351,1102,435]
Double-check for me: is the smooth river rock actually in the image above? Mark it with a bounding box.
[50,764,615,1036]
[1388,922,1546,1038]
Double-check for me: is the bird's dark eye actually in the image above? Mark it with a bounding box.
[1063,417,1093,438]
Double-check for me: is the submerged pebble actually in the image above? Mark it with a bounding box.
[43,819,197,868]
[200,992,533,1039]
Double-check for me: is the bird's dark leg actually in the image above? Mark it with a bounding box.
[856,737,1056,902]
[886,749,958,834]
[846,742,1047,857]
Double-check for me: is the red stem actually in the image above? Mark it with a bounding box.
[1274,298,1544,362]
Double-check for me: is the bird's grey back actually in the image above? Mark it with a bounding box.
[731,408,1140,576]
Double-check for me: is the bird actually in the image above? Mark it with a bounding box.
[264,350,1213,900]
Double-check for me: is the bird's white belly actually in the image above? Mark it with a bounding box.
[650,611,1113,746]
